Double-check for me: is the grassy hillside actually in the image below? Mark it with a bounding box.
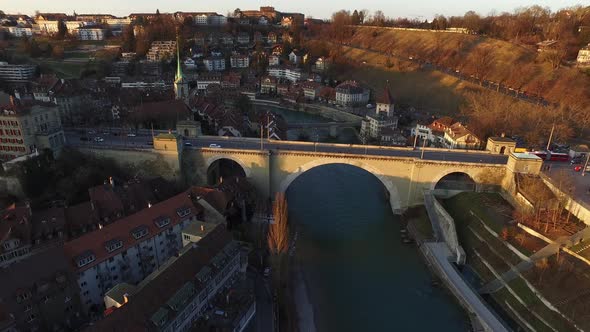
[345,26,590,112]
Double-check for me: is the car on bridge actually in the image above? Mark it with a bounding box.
[209,144,221,148]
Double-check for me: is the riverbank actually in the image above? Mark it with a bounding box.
[291,254,317,332]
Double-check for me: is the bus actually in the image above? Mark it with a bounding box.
[528,151,548,160]
[548,152,569,162]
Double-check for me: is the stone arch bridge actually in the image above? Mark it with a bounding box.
[193,148,508,214]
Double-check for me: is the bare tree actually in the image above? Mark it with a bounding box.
[267,192,289,255]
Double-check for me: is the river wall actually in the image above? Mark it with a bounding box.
[252,99,363,123]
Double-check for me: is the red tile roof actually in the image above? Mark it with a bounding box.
[63,190,204,272]
[86,225,232,332]
[377,85,394,105]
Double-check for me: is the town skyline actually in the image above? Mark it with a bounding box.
[2,0,587,20]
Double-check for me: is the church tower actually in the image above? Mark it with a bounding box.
[174,39,189,102]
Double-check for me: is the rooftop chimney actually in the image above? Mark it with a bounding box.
[109,177,115,188]
[200,224,205,232]
[501,132,506,138]
[123,293,129,304]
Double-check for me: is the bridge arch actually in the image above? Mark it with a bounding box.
[206,155,250,185]
[278,159,402,212]
[431,169,477,192]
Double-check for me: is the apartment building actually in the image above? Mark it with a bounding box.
[0,247,85,331]
[230,54,250,69]
[203,57,226,72]
[89,225,245,331]
[0,99,64,161]
[146,41,176,62]
[75,27,107,40]
[0,62,37,83]
[63,190,207,312]
[6,26,33,37]
[267,66,304,82]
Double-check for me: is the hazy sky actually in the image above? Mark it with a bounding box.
[2,0,585,20]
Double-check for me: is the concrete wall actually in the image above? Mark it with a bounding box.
[424,191,466,264]
[77,147,182,180]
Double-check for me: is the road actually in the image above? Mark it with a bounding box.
[542,161,590,209]
[246,267,274,332]
[64,129,510,165]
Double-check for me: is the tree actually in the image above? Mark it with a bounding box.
[351,10,360,25]
[56,19,67,39]
[235,94,253,115]
[267,192,289,255]
[121,25,136,52]
[372,10,386,27]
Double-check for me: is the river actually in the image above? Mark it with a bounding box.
[253,105,359,144]
[286,164,469,331]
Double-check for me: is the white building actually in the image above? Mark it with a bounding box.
[335,81,369,106]
[63,190,206,311]
[267,66,303,82]
[269,55,280,66]
[75,28,107,40]
[35,20,86,34]
[203,57,226,72]
[411,123,434,141]
[577,44,590,67]
[0,62,37,82]
[105,17,132,30]
[289,50,304,65]
[184,58,197,70]
[230,55,250,68]
[7,26,33,37]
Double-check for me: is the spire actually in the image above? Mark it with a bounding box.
[175,36,183,83]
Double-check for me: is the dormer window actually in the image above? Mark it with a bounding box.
[176,206,191,218]
[153,216,170,228]
[76,251,96,268]
[131,225,149,240]
[105,239,123,253]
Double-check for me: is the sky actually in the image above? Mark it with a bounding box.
[1,0,586,20]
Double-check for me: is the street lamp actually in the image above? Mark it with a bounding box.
[582,153,590,177]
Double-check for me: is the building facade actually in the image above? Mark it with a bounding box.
[203,57,226,72]
[0,101,65,161]
[0,62,37,83]
[63,190,206,312]
[335,81,370,106]
[577,44,590,67]
[75,28,107,40]
[230,55,250,69]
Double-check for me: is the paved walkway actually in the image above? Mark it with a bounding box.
[424,242,509,332]
[479,226,590,294]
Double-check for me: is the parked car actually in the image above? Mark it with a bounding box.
[263,267,271,278]
[94,137,104,143]
[127,133,137,137]
[147,141,154,146]
[571,158,583,165]
[575,166,583,172]
[184,142,192,146]
[209,144,221,148]
[87,130,96,135]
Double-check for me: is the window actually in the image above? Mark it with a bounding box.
[131,226,149,240]
[27,313,36,323]
[176,206,191,218]
[76,252,96,268]
[64,296,71,303]
[153,216,170,228]
[104,239,123,253]
[183,235,190,241]
[80,281,87,287]
[25,304,32,312]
